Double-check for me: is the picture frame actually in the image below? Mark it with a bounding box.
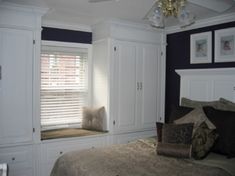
[190,31,212,64]
[215,27,235,63]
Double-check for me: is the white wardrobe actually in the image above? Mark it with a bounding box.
[0,3,46,176]
[92,21,166,141]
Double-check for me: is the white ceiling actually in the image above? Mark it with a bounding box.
[2,0,235,29]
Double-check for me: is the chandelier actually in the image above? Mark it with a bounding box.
[146,0,195,28]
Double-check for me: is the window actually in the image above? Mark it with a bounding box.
[40,42,90,130]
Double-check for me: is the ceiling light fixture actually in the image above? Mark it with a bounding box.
[146,0,195,28]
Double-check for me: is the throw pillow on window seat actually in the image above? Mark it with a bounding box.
[82,106,105,132]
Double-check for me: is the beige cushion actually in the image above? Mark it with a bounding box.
[218,98,235,112]
[82,106,105,131]
[174,108,216,135]
[181,97,219,109]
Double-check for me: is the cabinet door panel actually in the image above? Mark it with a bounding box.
[114,41,137,132]
[213,79,235,102]
[0,28,33,144]
[141,44,159,128]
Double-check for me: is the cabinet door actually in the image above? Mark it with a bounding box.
[139,44,160,129]
[0,145,33,176]
[0,28,33,144]
[113,41,138,133]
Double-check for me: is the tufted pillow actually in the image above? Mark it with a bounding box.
[82,106,105,131]
[162,123,194,145]
[181,97,220,109]
[174,108,216,135]
[192,122,218,160]
[218,98,235,112]
[203,106,235,158]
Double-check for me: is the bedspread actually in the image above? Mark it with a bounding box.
[51,138,232,176]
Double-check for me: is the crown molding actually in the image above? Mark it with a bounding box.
[42,19,92,32]
[176,68,235,76]
[166,12,235,34]
[0,1,48,15]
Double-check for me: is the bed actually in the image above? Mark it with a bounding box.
[51,68,235,176]
[51,137,234,176]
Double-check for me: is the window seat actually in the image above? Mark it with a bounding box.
[41,128,108,140]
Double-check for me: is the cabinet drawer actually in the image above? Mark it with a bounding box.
[0,145,33,176]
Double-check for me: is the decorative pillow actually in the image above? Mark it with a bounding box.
[82,106,105,131]
[157,143,192,158]
[174,108,216,135]
[218,98,235,112]
[192,122,218,160]
[203,106,235,158]
[181,97,219,109]
[156,122,163,142]
[162,123,194,145]
[157,123,193,158]
[168,105,194,123]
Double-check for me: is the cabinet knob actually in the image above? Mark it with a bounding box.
[59,151,63,155]
[12,157,15,161]
[0,65,2,80]
[137,82,140,90]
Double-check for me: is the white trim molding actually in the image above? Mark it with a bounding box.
[42,19,92,32]
[176,68,235,103]
[166,12,235,34]
[176,68,235,76]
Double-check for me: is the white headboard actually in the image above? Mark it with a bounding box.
[176,68,235,104]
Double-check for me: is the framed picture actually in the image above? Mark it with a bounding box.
[190,31,212,64]
[215,27,235,63]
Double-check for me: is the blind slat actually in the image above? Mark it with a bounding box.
[41,48,88,130]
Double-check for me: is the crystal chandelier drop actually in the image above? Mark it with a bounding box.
[147,0,195,28]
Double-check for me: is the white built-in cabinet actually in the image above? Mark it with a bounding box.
[0,28,33,145]
[92,21,166,136]
[112,41,161,133]
[0,3,46,176]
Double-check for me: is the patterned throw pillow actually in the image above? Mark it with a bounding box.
[82,106,105,131]
[162,123,194,145]
[192,122,218,160]
[157,123,194,158]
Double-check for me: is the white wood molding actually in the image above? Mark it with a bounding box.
[176,68,235,103]
[176,68,235,76]
[92,20,164,44]
[166,12,235,34]
[42,19,92,32]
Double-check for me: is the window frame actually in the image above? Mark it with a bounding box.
[40,40,92,131]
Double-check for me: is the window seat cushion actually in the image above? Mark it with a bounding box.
[41,128,107,140]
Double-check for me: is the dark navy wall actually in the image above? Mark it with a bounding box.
[42,27,92,44]
[165,21,235,122]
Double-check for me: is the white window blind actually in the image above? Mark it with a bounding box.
[41,45,88,130]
